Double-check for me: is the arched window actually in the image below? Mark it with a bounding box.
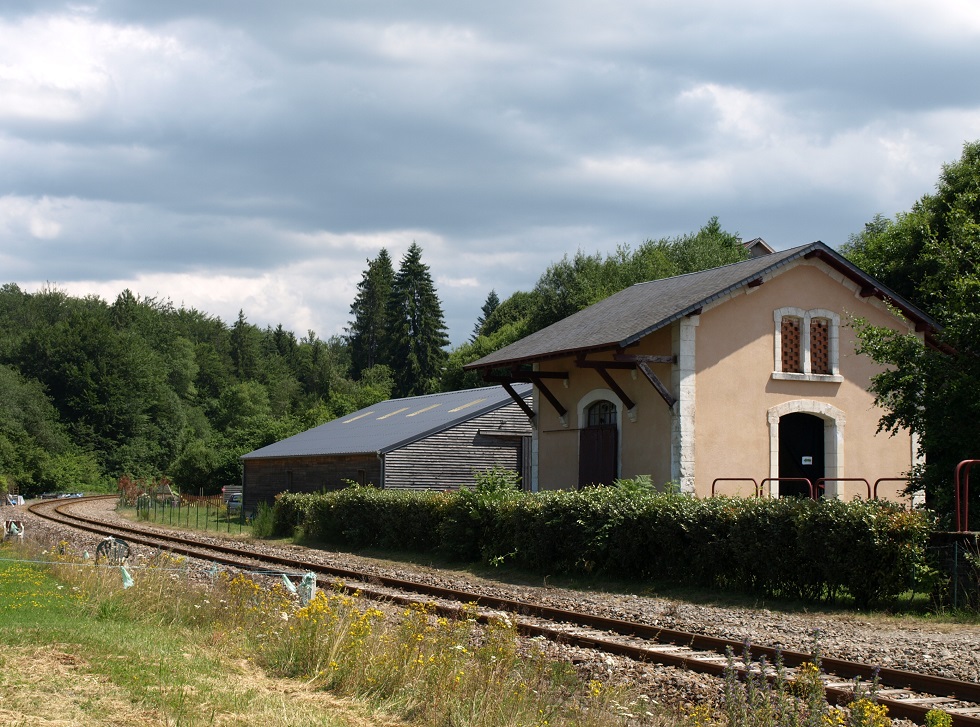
[587,400,617,427]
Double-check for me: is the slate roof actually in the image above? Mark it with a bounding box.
[241,384,533,460]
[467,242,937,370]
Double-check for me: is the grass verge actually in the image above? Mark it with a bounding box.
[0,540,671,726]
[0,543,402,726]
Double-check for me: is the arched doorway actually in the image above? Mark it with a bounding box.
[578,399,618,487]
[778,412,825,497]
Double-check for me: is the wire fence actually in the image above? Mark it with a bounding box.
[118,492,250,534]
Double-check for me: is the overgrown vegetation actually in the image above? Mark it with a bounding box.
[270,484,934,609]
[718,645,891,727]
[0,540,667,726]
[3,535,945,726]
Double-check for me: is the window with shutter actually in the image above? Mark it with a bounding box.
[773,308,841,382]
[810,318,830,375]
[781,316,803,373]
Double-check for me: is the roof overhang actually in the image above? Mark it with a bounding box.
[465,242,942,371]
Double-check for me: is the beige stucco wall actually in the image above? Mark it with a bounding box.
[693,259,917,500]
[533,257,919,502]
[535,326,675,490]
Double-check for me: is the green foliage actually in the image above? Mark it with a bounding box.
[347,249,395,379]
[721,646,890,727]
[0,363,103,496]
[477,289,538,340]
[471,289,500,341]
[249,502,276,538]
[0,283,368,494]
[271,487,933,608]
[437,467,525,562]
[385,243,450,398]
[440,321,529,391]
[612,474,654,495]
[325,364,393,418]
[529,217,746,331]
[843,141,980,520]
[472,465,522,492]
[926,709,953,727]
[279,485,450,552]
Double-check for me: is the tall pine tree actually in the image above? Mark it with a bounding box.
[347,249,395,379]
[385,243,449,397]
[471,289,500,341]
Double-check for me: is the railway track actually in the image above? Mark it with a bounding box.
[28,496,980,726]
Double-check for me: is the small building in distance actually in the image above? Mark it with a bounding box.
[240,384,533,513]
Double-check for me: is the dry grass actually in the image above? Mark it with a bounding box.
[0,642,410,727]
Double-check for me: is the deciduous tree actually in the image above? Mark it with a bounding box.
[844,141,980,520]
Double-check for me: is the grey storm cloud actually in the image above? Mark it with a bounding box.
[2,0,979,344]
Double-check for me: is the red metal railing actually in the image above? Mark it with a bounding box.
[710,478,759,497]
[816,478,871,500]
[706,475,923,504]
[954,460,978,532]
[760,477,814,499]
[872,478,909,500]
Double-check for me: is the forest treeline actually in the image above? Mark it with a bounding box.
[5,130,979,510]
[0,218,746,497]
[0,126,980,512]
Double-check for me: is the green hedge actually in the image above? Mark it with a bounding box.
[268,486,933,607]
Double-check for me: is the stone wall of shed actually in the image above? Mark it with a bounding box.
[384,402,531,490]
[243,454,381,512]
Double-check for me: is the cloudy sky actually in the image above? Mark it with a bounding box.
[2,1,978,345]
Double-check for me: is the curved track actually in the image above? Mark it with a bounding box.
[29,496,980,726]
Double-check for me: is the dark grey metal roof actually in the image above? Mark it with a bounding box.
[241,383,533,460]
[467,242,938,370]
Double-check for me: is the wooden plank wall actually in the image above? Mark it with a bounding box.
[383,402,532,490]
[243,454,381,511]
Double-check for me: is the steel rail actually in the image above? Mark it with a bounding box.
[29,496,980,726]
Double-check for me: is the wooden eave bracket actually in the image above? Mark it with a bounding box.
[594,353,679,410]
[576,355,637,416]
[499,381,536,422]
[613,354,676,365]
[636,361,677,408]
[528,373,569,424]
[608,353,677,409]
[482,368,569,423]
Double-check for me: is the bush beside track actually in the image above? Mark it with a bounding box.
[269,485,933,608]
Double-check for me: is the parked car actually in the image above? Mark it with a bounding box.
[227,493,243,514]
[221,485,243,504]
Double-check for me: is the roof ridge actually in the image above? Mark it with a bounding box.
[628,242,818,288]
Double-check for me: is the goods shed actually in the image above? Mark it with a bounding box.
[240,384,533,512]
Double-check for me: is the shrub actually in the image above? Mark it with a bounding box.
[250,502,275,538]
[269,487,934,607]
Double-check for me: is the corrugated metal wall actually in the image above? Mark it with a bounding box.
[243,454,381,511]
[384,402,531,490]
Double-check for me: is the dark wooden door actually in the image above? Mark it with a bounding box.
[778,413,824,498]
[578,426,617,487]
